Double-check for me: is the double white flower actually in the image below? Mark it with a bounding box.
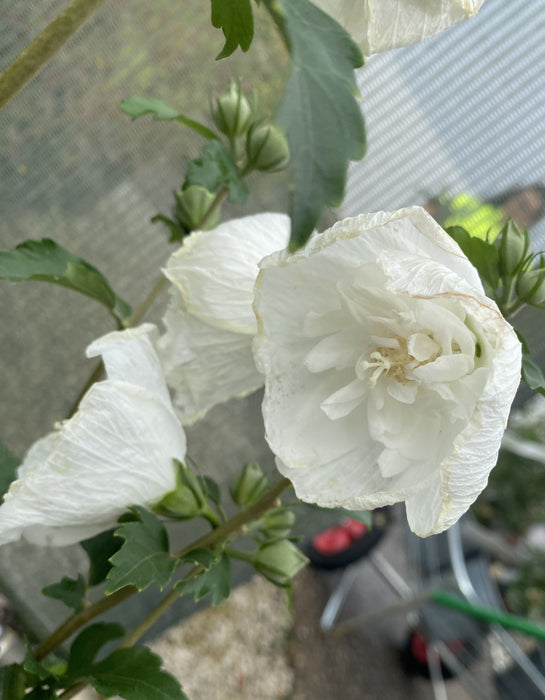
[0,325,185,547]
[253,207,521,536]
[311,0,486,55]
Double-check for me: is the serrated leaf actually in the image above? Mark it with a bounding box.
[121,97,217,140]
[180,547,220,570]
[176,552,231,606]
[0,239,131,320]
[81,528,123,587]
[186,140,248,205]
[0,664,26,700]
[211,0,254,59]
[0,439,19,500]
[42,574,87,614]
[266,0,365,250]
[67,623,125,679]
[24,643,56,684]
[106,506,176,594]
[446,226,500,292]
[522,356,545,397]
[87,646,188,700]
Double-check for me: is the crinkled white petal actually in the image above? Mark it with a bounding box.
[158,288,264,425]
[254,206,521,536]
[0,325,185,547]
[159,213,291,422]
[163,213,290,334]
[311,0,485,55]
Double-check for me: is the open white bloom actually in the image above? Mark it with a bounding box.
[311,0,485,55]
[254,207,521,536]
[0,324,185,547]
[158,213,290,424]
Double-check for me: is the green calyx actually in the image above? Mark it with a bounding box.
[498,221,529,278]
[251,539,308,586]
[245,122,290,173]
[230,461,270,507]
[156,460,208,520]
[175,185,220,231]
[212,80,254,138]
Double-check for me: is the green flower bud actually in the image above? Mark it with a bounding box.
[175,185,221,232]
[230,462,269,507]
[516,261,545,304]
[156,460,207,520]
[257,506,296,539]
[498,221,529,277]
[252,539,308,586]
[246,122,290,173]
[212,81,253,137]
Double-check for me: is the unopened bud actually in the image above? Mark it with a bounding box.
[175,185,220,231]
[257,507,296,539]
[212,81,253,137]
[499,221,529,277]
[230,462,269,507]
[156,460,207,520]
[252,539,308,586]
[516,262,545,304]
[246,122,290,173]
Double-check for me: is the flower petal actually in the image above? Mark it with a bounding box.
[0,326,185,547]
[311,0,485,55]
[158,288,264,425]
[163,213,290,334]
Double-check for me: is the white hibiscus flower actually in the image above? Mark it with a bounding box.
[158,213,291,424]
[0,324,186,547]
[253,207,521,536]
[311,0,486,55]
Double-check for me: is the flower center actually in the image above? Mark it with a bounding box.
[359,333,442,387]
[359,338,413,386]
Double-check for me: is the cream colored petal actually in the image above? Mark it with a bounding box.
[158,288,263,425]
[87,323,172,408]
[311,0,485,55]
[0,383,184,547]
[164,213,290,334]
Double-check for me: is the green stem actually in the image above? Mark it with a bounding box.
[34,478,292,660]
[0,0,111,112]
[225,547,253,563]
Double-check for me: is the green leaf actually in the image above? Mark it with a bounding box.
[106,506,176,594]
[265,0,365,250]
[0,239,131,320]
[67,623,125,679]
[211,0,254,59]
[81,528,123,587]
[176,552,231,606]
[42,574,87,614]
[0,439,19,500]
[522,356,545,397]
[446,226,500,292]
[24,644,48,681]
[0,664,26,700]
[121,96,217,140]
[180,547,221,570]
[87,646,188,700]
[186,140,248,205]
